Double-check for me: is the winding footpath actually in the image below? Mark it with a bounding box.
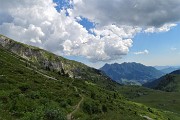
[67,82,84,120]
[67,93,84,120]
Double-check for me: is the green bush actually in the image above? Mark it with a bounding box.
[60,100,67,108]
[67,99,72,105]
[44,109,66,120]
[82,100,101,115]
[102,105,107,112]
[27,91,40,99]
[18,84,30,92]
[90,91,96,99]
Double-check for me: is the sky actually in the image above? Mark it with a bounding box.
[0,0,180,68]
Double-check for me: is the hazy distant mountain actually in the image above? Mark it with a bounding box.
[154,65,179,69]
[154,66,180,74]
[100,62,164,85]
[143,70,180,92]
[154,66,172,70]
[160,67,180,74]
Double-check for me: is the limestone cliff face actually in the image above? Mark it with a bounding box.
[0,35,87,78]
[0,34,117,89]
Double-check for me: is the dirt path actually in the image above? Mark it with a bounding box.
[67,80,84,120]
[67,93,84,120]
[35,70,57,80]
[20,64,58,81]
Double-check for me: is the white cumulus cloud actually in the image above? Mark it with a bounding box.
[144,24,177,33]
[0,0,179,62]
[0,0,140,62]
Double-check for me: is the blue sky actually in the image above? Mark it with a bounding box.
[124,25,180,66]
[1,0,180,69]
[53,0,180,68]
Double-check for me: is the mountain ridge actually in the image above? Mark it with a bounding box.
[100,62,164,85]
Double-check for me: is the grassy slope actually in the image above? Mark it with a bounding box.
[0,41,173,119]
[144,71,180,92]
[131,72,180,119]
[154,74,180,92]
[172,75,180,91]
[118,86,180,120]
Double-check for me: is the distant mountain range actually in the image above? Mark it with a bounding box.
[100,62,164,85]
[154,66,180,74]
[161,67,180,74]
[143,70,180,92]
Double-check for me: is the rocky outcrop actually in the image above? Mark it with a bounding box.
[0,35,80,78]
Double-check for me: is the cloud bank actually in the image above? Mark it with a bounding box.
[0,0,179,62]
[73,0,180,27]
